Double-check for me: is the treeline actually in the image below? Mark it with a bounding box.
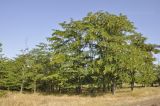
[0,12,160,95]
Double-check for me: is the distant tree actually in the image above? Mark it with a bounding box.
[28,43,50,93]
[0,58,7,89]
[155,64,160,86]
[15,50,31,93]
[0,44,18,90]
[0,44,6,89]
[2,59,20,90]
[127,34,159,90]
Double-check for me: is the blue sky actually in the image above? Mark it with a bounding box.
[0,0,160,61]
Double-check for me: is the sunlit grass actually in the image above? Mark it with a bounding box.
[0,87,160,106]
[0,90,7,97]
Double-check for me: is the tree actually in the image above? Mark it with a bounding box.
[48,11,142,94]
[0,58,7,89]
[2,59,20,90]
[155,64,160,86]
[0,44,7,89]
[28,43,50,93]
[15,49,31,93]
[49,21,88,93]
[126,34,159,90]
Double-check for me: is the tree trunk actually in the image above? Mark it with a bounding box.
[131,81,134,91]
[20,80,24,93]
[102,75,106,92]
[33,80,36,93]
[76,76,82,94]
[131,78,135,91]
[47,82,52,92]
[111,78,116,95]
[58,86,61,93]
[103,83,106,92]
[7,87,10,91]
[151,83,154,87]
[76,85,82,94]
[52,85,55,93]
[130,72,135,91]
[107,83,110,92]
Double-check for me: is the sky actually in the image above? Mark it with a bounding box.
[0,0,160,61]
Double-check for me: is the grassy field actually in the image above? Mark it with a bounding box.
[0,87,160,106]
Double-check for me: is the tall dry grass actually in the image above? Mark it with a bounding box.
[0,87,160,106]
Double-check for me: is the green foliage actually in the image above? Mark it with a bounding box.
[0,12,159,95]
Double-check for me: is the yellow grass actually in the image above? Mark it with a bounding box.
[0,87,160,106]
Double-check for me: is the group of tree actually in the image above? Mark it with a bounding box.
[0,12,160,95]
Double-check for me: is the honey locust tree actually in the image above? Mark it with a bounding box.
[48,20,88,93]
[127,34,159,90]
[48,11,157,95]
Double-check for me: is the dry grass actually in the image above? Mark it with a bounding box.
[0,87,160,106]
